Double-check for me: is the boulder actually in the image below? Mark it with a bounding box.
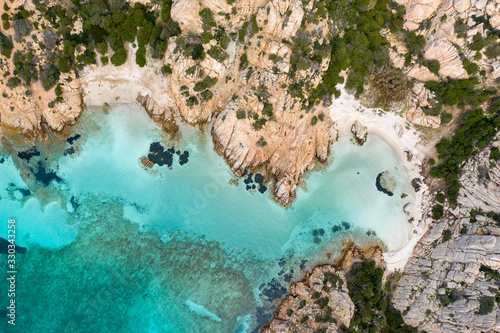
[376,171,397,196]
[351,120,368,145]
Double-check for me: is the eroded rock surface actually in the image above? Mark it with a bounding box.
[393,137,500,333]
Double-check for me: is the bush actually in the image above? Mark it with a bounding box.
[236,109,246,119]
[490,147,500,160]
[136,46,146,67]
[110,48,127,66]
[478,297,495,315]
[436,193,446,203]
[6,76,21,89]
[161,65,172,75]
[442,229,451,242]
[311,116,318,125]
[200,89,213,101]
[0,32,14,58]
[39,63,61,91]
[440,112,453,124]
[100,56,109,65]
[432,204,444,220]
[239,53,248,70]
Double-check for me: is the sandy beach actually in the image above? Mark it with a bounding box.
[329,85,433,271]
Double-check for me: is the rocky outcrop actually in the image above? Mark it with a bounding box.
[262,265,354,333]
[458,140,500,212]
[351,121,367,145]
[376,171,397,196]
[392,138,500,333]
[406,83,441,128]
[164,0,333,206]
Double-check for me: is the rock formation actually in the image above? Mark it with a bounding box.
[392,137,500,332]
[376,171,397,196]
[262,265,354,333]
[351,121,367,145]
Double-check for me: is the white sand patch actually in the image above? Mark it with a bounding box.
[329,84,432,271]
[79,44,174,110]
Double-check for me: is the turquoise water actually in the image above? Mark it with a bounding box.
[0,104,413,332]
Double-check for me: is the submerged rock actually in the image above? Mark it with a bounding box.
[376,171,397,196]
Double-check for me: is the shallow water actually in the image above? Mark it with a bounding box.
[0,104,413,332]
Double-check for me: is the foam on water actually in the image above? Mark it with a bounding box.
[0,103,414,332]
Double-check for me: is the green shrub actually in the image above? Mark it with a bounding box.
[437,193,446,203]
[101,56,109,65]
[311,116,318,125]
[440,112,453,124]
[239,53,248,70]
[480,265,500,279]
[110,48,128,66]
[432,204,444,220]
[200,89,213,101]
[478,297,495,315]
[6,76,21,89]
[442,229,451,242]
[236,109,246,119]
[0,32,14,58]
[490,147,500,160]
[136,46,146,67]
[161,65,172,75]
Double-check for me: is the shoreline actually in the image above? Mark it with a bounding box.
[329,85,432,271]
[78,61,430,272]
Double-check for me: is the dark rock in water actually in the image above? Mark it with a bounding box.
[411,178,422,192]
[18,147,40,163]
[261,278,288,301]
[66,134,81,145]
[251,184,256,189]
[258,185,267,194]
[33,161,62,186]
[342,221,350,230]
[179,151,189,166]
[0,157,4,163]
[242,169,248,177]
[70,196,79,211]
[376,171,396,196]
[254,173,264,184]
[313,236,321,244]
[367,230,372,236]
[148,142,173,167]
[299,260,307,270]
[284,273,293,283]
[244,177,252,185]
[18,188,31,197]
[318,228,325,236]
[0,237,27,254]
[246,185,251,190]
[255,306,275,333]
[278,258,286,267]
[332,225,342,233]
[64,147,75,156]
[312,229,319,237]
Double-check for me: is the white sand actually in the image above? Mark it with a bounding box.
[329,84,432,271]
[79,44,174,109]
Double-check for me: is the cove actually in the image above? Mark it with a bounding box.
[0,104,413,332]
